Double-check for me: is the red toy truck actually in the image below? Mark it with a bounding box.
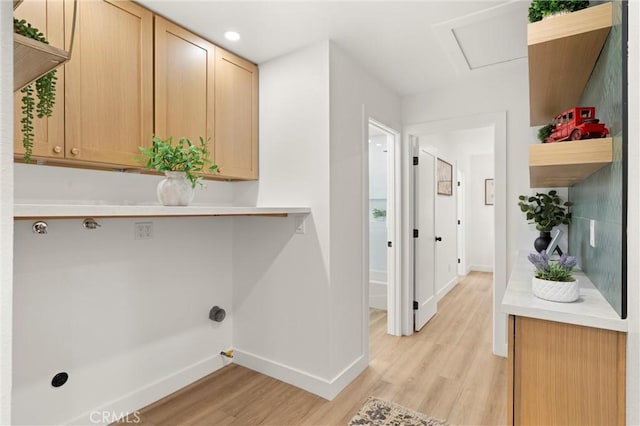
[545,107,609,143]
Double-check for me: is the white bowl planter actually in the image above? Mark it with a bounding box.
[157,171,195,206]
[532,277,580,303]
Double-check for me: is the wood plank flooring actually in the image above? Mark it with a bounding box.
[130,272,506,425]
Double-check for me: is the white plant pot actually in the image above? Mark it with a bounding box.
[157,171,195,206]
[532,277,580,303]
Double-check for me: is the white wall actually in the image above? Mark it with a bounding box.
[467,154,494,271]
[626,2,639,424]
[328,42,401,382]
[0,1,14,423]
[12,168,236,425]
[13,217,233,425]
[231,41,334,386]
[232,41,401,399]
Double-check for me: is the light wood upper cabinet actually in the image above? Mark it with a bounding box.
[14,0,65,160]
[64,0,153,167]
[214,48,258,180]
[154,17,214,149]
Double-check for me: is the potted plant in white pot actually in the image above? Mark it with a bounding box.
[528,250,579,302]
[139,136,218,206]
[518,190,572,252]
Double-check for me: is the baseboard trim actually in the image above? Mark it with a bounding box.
[469,264,494,273]
[65,354,227,425]
[437,276,459,301]
[234,349,367,400]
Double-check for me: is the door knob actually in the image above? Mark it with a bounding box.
[70,147,79,155]
[435,236,442,242]
[53,146,62,154]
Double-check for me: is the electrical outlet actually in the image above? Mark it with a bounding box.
[135,222,153,240]
[294,216,306,234]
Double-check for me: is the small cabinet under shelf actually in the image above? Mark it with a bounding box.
[528,2,613,126]
[529,138,612,188]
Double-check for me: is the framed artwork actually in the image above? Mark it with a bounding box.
[485,178,495,205]
[437,158,453,196]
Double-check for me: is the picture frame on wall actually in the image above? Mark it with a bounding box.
[437,158,453,196]
[485,178,495,205]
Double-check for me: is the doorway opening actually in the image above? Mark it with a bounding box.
[367,119,401,336]
[402,112,507,356]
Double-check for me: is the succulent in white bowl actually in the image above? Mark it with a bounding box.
[528,250,579,303]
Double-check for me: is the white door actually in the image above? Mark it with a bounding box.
[457,170,466,276]
[414,146,437,331]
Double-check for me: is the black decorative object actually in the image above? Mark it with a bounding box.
[534,231,553,253]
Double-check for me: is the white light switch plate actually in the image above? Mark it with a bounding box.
[589,220,596,247]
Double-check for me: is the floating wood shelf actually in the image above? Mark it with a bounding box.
[13,204,311,220]
[14,33,69,91]
[528,3,613,126]
[529,138,613,188]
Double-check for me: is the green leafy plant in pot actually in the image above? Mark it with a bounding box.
[138,136,218,206]
[528,0,590,23]
[518,190,572,252]
[14,18,58,163]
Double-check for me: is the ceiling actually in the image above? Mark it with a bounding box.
[138,0,528,97]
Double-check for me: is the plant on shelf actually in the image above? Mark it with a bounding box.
[528,250,580,302]
[528,0,589,23]
[518,190,572,252]
[372,208,387,220]
[14,18,58,163]
[138,136,218,206]
[537,123,554,143]
[528,250,576,282]
[139,136,218,188]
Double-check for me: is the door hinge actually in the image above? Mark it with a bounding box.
[413,229,419,238]
[413,156,419,166]
[413,301,418,310]
[458,258,461,264]
[387,241,392,248]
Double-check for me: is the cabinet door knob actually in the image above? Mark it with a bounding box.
[53,146,62,153]
[70,147,80,155]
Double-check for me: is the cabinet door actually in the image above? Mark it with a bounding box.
[154,17,214,162]
[214,49,258,180]
[14,0,65,160]
[64,0,153,166]
[512,316,625,425]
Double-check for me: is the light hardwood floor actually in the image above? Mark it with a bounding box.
[130,272,506,425]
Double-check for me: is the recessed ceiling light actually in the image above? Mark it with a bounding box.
[224,31,240,42]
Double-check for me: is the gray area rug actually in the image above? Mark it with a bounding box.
[348,396,447,426]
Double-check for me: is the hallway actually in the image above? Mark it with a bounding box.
[133,272,505,425]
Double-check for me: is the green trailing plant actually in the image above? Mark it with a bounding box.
[14,18,58,163]
[372,208,387,219]
[537,123,555,143]
[138,136,218,188]
[528,250,576,282]
[518,190,572,232]
[528,0,590,23]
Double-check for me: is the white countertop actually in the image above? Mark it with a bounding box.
[502,251,627,332]
[14,202,311,219]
